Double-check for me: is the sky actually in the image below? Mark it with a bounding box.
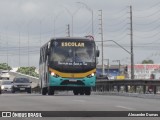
[1,0,160,68]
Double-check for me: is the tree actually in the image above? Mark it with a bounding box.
[17,66,39,78]
[0,63,12,70]
[142,60,154,64]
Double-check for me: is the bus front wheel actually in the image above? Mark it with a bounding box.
[48,87,54,95]
[85,87,91,95]
[73,89,78,95]
[42,87,47,95]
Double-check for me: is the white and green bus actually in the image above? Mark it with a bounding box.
[39,37,99,95]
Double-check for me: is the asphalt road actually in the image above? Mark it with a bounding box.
[0,92,160,120]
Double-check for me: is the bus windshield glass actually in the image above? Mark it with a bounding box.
[49,40,96,73]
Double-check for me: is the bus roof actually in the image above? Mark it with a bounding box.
[40,37,95,49]
[50,37,92,41]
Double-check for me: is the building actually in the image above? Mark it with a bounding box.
[96,65,126,79]
[128,64,160,79]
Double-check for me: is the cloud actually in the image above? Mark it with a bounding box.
[21,2,38,14]
[1,0,160,67]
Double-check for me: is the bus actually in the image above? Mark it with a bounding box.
[39,37,99,95]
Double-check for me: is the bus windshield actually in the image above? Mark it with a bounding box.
[49,40,96,73]
[50,41,95,63]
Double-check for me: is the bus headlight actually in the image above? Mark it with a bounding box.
[1,86,4,90]
[87,73,95,78]
[51,72,59,78]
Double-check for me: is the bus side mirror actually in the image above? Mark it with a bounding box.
[96,50,100,57]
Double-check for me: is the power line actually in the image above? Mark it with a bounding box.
[134,31,160,38]
[134,24,160,32]
[134,1,160,12]
[106,24,128,32]
[107,18,128,26]
[134,9,160,18]
[105,7,128,21]
[106,12,128,21]
[134,16,160,26]
[107,29,128,38]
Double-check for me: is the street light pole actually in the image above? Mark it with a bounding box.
[77,2,94,36]
[104,59,109,76]
[65,7,81,36]
[26,20,33,75]
[15,22,23,68]
[52,11,64,37]
[118,60,120,75]
[113,60,121,75]
[96,39,133,78]
[104,40,131,54]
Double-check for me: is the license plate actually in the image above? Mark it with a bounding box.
[20,88,25,90]
[69,79,77,82]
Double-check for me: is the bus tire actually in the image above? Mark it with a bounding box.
[80,92,84,95]
[73,90,78,95]
[42,87,47,95]
[85,87,91,95]
[48,87,54,95]
[79,89,84,95]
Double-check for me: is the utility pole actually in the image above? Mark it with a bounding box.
[129,6,134,79]
[40,20,42,47]
[19,31,20,67]
[104,59,109,76]
[28,25,30,75]
[67,24,70,37]
[99,10,104,75]
[107,59,109,76]
[7,37,8,71]
[5,28,9,71]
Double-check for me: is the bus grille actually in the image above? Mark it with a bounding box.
[61,80,85,85]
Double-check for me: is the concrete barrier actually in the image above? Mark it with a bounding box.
[92,91,160,99]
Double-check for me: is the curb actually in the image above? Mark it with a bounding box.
[92,92,160,99]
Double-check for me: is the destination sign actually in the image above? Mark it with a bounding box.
[61,42,84,47]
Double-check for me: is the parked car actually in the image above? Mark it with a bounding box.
[0,80,13,93]
[12,77,32,93]
[0,70,10,80]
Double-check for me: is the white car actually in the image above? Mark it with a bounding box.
[0,71,10,80]
[0,80,13,92]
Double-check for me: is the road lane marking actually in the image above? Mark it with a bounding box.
[116,105,135,110]
[72,100,86,103]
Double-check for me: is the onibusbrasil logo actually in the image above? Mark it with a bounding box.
[1,112,42,118]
